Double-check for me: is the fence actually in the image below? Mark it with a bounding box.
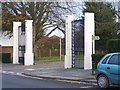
[36,49,65,57]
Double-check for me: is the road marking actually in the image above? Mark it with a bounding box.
[25,68,55,71]
[25,69,34,71]
[17,73,44,80]
[7,71,15,74]
[1,71,15,75]
[80,86,93,88]
[2,71,7,73]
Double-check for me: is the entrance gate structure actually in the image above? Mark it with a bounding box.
[13,20,34,66]
[65,13,95,70]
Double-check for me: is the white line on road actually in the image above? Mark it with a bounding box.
[80,86,93,88]
[25,69,34,71]
[1,71,15,75]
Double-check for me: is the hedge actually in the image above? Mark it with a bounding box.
[92,54,105,70]
[0,53,11,63]
[106,39,120,53]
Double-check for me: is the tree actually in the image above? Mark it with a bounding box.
[112,1,120,38]
[83,2,118,50]
[37,36,51,50]
[0,2,1,31]
[2,2,78,42]
[37,35,64,50]
[2,1,79,57]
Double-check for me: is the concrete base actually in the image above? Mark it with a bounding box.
[24,53,34,66]
[13,53,19,64]
[64,55,72,69]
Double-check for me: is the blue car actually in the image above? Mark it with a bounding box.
[96,53,120,88]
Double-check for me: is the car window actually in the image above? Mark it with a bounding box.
[108,54,120,65]
[102,55,110,64]
[118,55,120,65]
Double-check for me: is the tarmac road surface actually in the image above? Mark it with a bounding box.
[2,73,97,89]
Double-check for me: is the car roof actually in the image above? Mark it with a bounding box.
[106,52,120,56]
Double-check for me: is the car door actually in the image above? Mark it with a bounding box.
[106,54,120,84]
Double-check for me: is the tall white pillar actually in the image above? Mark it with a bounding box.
[84,13,95,70]
[65,15,74,69]
[13,22,21,64]
[24,20,34,66]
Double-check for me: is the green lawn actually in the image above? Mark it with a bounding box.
[36,52,84,62]
[75,52,84,60]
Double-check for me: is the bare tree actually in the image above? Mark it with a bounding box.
[2,1,81,57]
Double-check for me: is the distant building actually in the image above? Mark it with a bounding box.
[50,35,60,41]
[0,32,13,62]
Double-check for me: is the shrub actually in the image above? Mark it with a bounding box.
[106,39,120,53]
[1,53,11,63]
[92,54,105,70]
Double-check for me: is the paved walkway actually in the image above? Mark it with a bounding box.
[1,61,97,84]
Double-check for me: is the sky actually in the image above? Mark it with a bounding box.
[0,31,13,46]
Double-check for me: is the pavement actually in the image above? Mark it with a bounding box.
[1,61,97,84]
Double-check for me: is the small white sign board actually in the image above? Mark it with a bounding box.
[92,36,100,40]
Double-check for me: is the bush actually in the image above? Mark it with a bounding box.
[0,53,11,63]
[106,39,120,53]
[92,54,105,70]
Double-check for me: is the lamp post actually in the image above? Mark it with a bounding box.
[58,30,62,61]
[60,37,62,61]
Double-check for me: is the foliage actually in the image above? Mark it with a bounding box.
[106,39,120,53]
[2,2,78,42]
[2,5,26,36]
[92,54,105,70]
[2,2,79,58]
[37,35,65,50]
[83,2,118,50]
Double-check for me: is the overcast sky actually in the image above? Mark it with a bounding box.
[0,31,13,46]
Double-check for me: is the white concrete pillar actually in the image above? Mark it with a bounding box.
[13,22,21,64]
[84,13,95,70]
[65,15,74,69]
[24,20,34,66]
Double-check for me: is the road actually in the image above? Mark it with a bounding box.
[1,64,120,89]
[1,73,120,90]
[2,73,96,89]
